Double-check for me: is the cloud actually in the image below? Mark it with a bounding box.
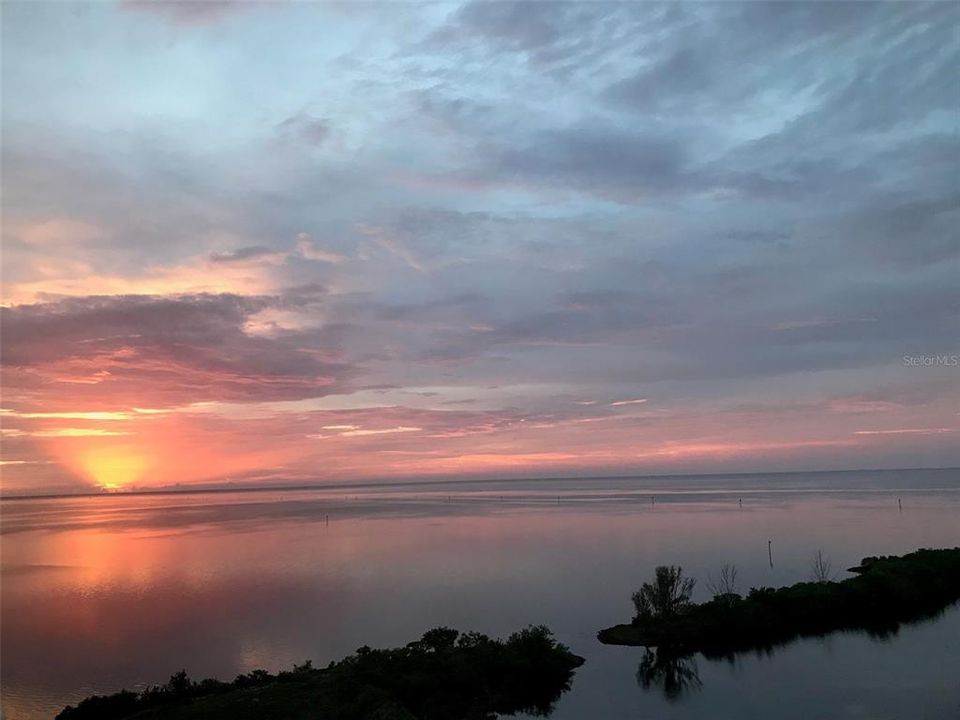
[3,0,959,489]
[1,410,138,421]
[295,233,347,264]
[1,294,356,408]
[120,0,272,26]
[437,1,568,56]
[427,1,654,73]
[14,218,106,247]
[29,428,133,437]
[209,246,286,264]
[276,113,332,146]
[356,224,428,273]
[312,425,422,439]
[411,2,958,207]
[484,124,697,201]
[853,428,953,436]
[2,234,345,304]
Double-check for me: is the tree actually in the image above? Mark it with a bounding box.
[632,565,696,623]
[706,563,739,598]
[166,670,193,696]
[811,550,834,583]
[415,627,459,651]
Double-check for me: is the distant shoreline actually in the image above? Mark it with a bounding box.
[4,466,959,502]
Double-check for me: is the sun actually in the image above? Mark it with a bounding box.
[77,447,150,491]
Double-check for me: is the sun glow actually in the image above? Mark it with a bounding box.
[77,447,150,490]
[29,412,313,493]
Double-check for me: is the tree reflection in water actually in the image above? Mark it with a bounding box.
[636,648,703,701]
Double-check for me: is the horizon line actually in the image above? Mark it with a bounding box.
[3,465,958,502]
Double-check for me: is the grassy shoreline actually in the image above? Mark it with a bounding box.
[598,547,960,656]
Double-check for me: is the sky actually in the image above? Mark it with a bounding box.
[1,1,958,495]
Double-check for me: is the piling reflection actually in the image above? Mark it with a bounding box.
[636,648,702,701]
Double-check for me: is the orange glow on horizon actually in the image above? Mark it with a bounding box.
[7,389,952,496]
[77,446,152,490]
[35,414,308,492]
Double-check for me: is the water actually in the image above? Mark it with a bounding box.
[2,469,959,719]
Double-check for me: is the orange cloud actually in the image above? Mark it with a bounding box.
[31,429,133,438]
[3,262,279,305]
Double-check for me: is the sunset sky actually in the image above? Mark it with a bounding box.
[2,1,958,495]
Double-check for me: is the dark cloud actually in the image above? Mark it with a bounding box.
[378,293,486,323]
[605,46,717,113]
[1,294,356,407]
[841,192,960,270]
[414,1,957,208]
[485,124,696,200]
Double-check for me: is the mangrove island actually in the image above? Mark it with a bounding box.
[56,625,584,720]
[599,547,960,656]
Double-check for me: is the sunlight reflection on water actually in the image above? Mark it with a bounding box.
[2,469,959,719]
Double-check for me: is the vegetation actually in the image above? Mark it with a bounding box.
[705,563,739,600]
[810,550,834,583]
[631,565,696,622]
[599,547,960,657]
[56,626,584,720]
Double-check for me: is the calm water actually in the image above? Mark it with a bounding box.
[2,469,959,720]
